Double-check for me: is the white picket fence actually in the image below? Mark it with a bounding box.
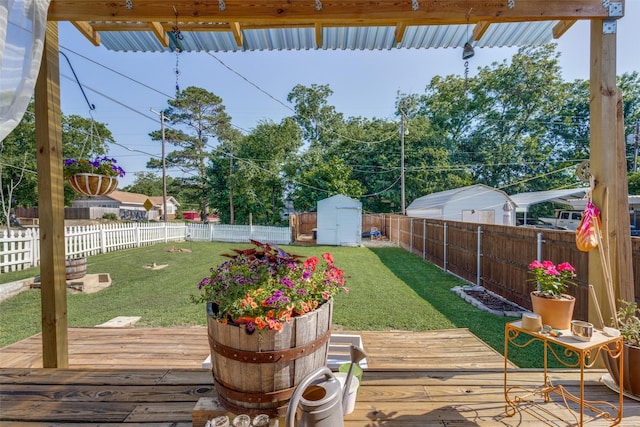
[0,223,292,273]
[187,223,292,244]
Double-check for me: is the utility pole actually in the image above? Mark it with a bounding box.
[151,109,168,222]
[635,121,639,173]
[400,112,406,215]
[229,142,235,225]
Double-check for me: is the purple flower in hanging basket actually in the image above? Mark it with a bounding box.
[63,156,126,178]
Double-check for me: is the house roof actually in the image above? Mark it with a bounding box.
[406,184,512,211]
[106,190,179,207]
[47,1,616,53]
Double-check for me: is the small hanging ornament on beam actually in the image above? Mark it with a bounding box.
[462,8,475,91]
[175,49,181,95]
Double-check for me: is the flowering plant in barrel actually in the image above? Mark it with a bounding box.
[193,240,348,333]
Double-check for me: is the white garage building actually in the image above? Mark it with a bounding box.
[406,184,516,225]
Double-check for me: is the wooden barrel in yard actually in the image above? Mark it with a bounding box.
[207,299,332,417]
[65,257,87,280]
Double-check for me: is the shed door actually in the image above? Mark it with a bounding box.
[336,207,361,246]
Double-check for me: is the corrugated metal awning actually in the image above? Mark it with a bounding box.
[510,188,589,212]
[97,21,560,53]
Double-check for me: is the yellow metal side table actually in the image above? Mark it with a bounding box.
[504,320,624,426]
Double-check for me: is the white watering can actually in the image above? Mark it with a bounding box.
[285,345,366,427]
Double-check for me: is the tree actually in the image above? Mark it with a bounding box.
[628,172,640,194]
[1,103,113,224]
[148,86,232,218]
[326,117,402,213]
[208,119,302,224]
[1,104,37,226]
[287,84,345,148]
[419,44,580,195]
[619,72,640,172]
[123,172,164,196]
[289,153,363,211]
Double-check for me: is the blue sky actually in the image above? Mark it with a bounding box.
[57,3,640,187]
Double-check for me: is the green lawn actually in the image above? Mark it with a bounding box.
[1,241,545,367]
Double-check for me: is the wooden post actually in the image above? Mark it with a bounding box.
[34,21,68,368]
[588,19,635,327]
[614,90,635,304]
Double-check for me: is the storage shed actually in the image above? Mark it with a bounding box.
[316,195,362,246]
[406,184,516,225]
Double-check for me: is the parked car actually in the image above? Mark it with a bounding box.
[539,209,583,231]
[516,218,567,230]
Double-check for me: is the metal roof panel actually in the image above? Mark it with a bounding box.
[99,21,560,53]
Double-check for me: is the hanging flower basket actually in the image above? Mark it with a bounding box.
[67,173,118,196]
[63,157,125,196]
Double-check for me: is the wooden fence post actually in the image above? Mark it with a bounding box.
[443,222,448,272]
[477,226,482,286]
[410,219,413,254]
[423,219,426,261]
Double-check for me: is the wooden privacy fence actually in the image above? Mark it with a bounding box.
[383,214,640,321]
[1,222,291,273]
[289,212,387,241]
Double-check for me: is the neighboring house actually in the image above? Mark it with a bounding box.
[71,190,179,220]
[406,184,516,226]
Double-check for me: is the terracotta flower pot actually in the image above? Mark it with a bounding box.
[530,291,575,330]
[68,173,118,196]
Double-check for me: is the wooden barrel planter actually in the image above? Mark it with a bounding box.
[65,257,87,280]
[207,299,333,417]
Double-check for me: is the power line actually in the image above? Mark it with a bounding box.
[61,45,176,100]
[205,51,398,145]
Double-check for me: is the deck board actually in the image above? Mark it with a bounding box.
[1,328,638,426]
[0,328,507,370]
[2,368,638,426]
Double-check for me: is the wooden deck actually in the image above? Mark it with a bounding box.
[1,327,639,426]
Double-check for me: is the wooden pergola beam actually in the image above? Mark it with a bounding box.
[472,21,491,41]
[229,21,243,46]
[395,21,407,44]
[148,21,169,47]
[48,0,611,25]
[315,23,323,47]
[71,21,100,46]
[553,20,578,39]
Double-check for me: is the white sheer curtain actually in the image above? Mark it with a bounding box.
[0,0,51,142]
